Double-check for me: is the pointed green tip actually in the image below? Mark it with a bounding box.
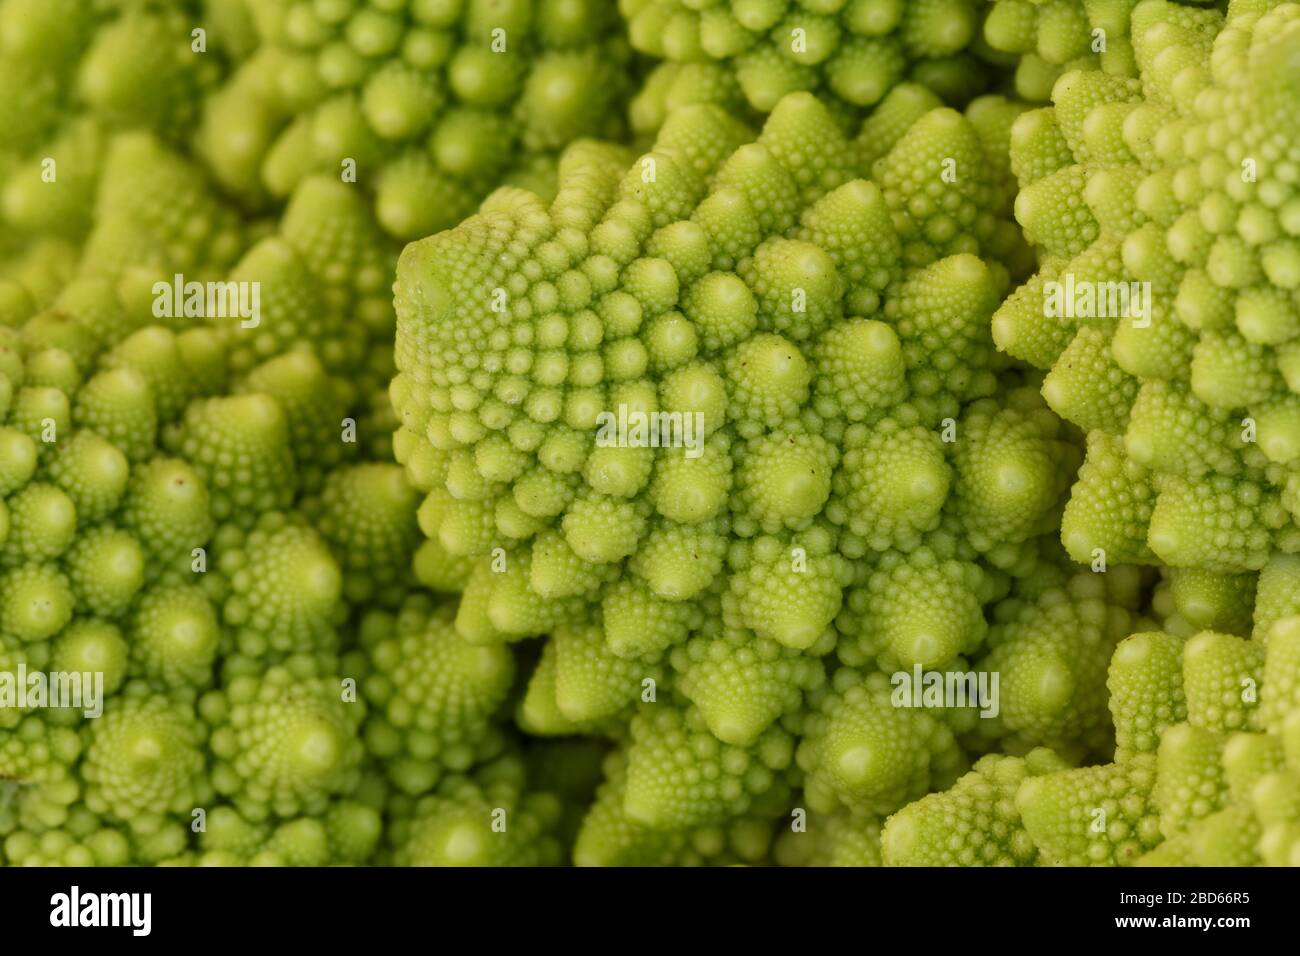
[439,822,489,865]
[834,744,883,789]
[291,722,343,776]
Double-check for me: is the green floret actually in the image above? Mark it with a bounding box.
[1016,753,1162,864]
[81,685,211,832]
[1145,612,1300,865]
[307,463,420,607]
[170,394,297,523]
[1180,630,1263,733]
[191,800,382,866]
[79,133,248,284]
[673,610,826,747]
[1107,631,1187,760]
[361,596,514,795]
[0,122,426,863]
[548,620,665,724]
[207,513,345,662]
[130,584,222,690]
[119,457,214,575]
[516,636,629,738]
[197,0,631,239]
[389,755,563,866]
[10,0,1298,874]
[221,237,368,381]
[979,0,1172,101]
[774,809,882,867]
[0,1,233,248]
[204,665,366,820]
[574,750,779,866]
[3,822,133,867]
[798,669,964,816]
[727,532,852,650]
[976,565,1140,755]
[842,546,989,669]
[1152,721,1229,837]
[997,2,1300,575]
[0,713,82,838]
[1163,566,1256,635]
[910,592,1300,868]
[625,0,991,134]
[882,748,1070,865]
[387,87,1103,862]
[281,175,394,309]
[831,419,950,551]
[393,92,1050,748]
[949,391,1080,556]
[620,699,795,829]
[239,351,351,493]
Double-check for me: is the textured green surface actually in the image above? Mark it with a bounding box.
[2,0,1300,867]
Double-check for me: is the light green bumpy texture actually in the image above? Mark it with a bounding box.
[0,59,419,859]
[391,88,1139,859]
[622,0,995,134]
[198,0,633,240]
[3,0,1299,868]
[995,1,1300,574]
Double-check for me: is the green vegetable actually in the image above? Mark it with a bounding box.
[995,1,1300,574]
[623,0,992,132]
[0,132,400,864]
[884,610,1300,867]
[3,0,1300,872]
[196,0,633,239]
[390,91,1109,861]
